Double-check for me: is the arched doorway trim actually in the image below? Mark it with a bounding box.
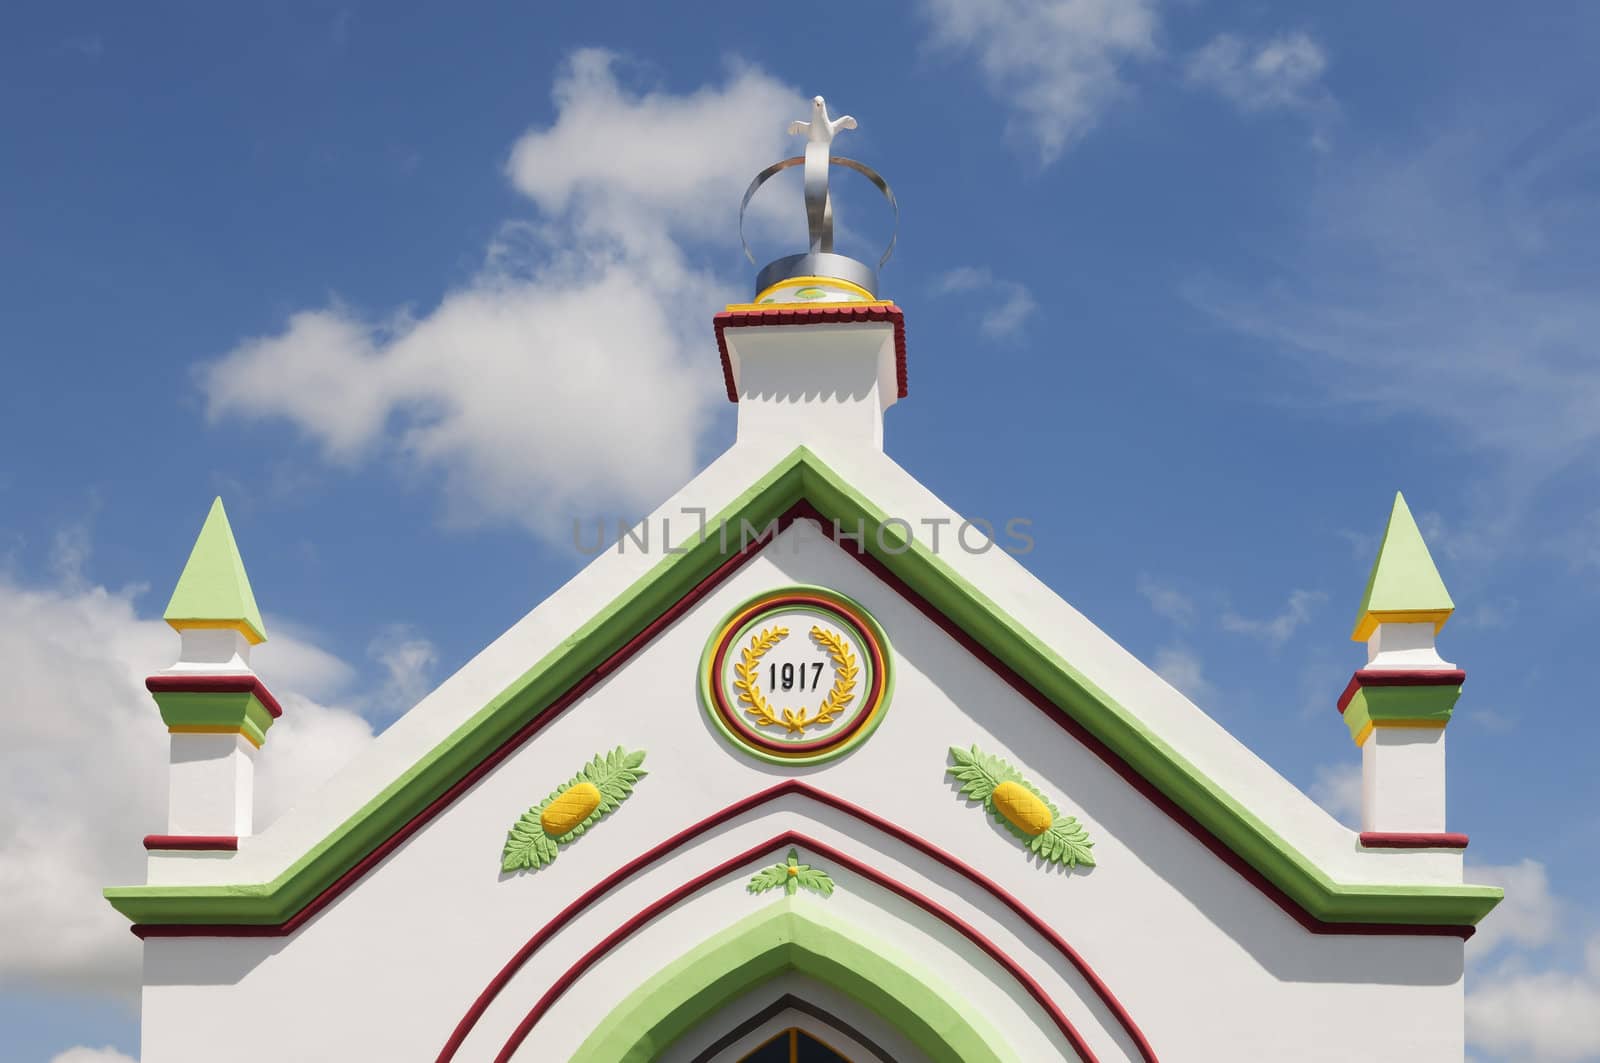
[558,901,1009,1063]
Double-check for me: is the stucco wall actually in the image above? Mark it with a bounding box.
[140,523,1464,1061]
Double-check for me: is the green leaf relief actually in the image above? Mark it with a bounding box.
[947,743,1096,872]
[500,747,648,873]
[747,847,837,898]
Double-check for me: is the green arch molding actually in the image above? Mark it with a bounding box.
[106,447,1501,929]
[565,901,1013,1063]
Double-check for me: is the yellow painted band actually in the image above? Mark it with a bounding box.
[753,275,877,303]
[166,618,266,645]
[169,724,263,749]
[1351,609,1452,642]
[1353,718,1449,746]
[724,298,895,313]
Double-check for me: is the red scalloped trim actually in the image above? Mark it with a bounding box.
[1359,832,1469,850]
[1335,669,1466,715]
[146,673,283,718]
[490,830,1105,1062]
[143,835,239,851]
[439,780,1158,1063]
[714,304,908,403]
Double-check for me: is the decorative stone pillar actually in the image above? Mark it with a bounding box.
[1338,492,1466,849]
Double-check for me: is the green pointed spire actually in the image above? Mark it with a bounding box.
[163,497,267,644]
[1351,491,1454,640]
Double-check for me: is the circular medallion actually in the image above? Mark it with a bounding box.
[700,586,892,765]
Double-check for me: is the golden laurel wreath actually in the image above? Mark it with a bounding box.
[732,624,859,734]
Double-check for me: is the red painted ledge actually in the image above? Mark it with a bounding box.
[143,835,239,852]
[1359,832,1469,850]
[145,673,283,718]
[1336,669,1466,715]
[714,304,908,403]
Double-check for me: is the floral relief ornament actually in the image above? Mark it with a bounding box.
[747,847,837,897]
[500,747,647,872]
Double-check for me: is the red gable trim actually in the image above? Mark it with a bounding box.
[143,835,239,852]
[1335,669,1466,715]
[131,503,1475,942]
[1359,832,1470,850]
[146,673,283,718]
[713,305,909,403]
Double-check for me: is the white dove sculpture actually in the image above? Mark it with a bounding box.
[789,96,856,253]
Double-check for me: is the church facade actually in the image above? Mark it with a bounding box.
[107,101,1500,1062]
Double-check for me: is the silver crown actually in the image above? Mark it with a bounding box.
[739,95,898,299]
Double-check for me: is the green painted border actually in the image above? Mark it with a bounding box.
[1342,686,1462,743]
[698,586,894,767]
[568,901,1012,1063]
[105,447,1502,927]
[150,690,276,746]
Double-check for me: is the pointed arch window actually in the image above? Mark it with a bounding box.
[740,1027,854,1062]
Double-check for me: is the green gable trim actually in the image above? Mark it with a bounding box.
[105,448,1501,929]
[1353,492,1454,638]
[151,691,277,747]
[163,498,268,644]
[570,902,1011,1063]
[1342,686,1462,744]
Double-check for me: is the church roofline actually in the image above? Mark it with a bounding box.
[105,447,1501,933]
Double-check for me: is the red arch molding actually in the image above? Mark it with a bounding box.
[440,780,1158,1063]
[488,830,1105,1063]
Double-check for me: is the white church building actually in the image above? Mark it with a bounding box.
[107,98,1501,1062]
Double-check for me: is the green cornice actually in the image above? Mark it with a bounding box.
[163,498,267,644]
[570,901,1010,1063]
[151,690,277,746]
[1342,686,1462,744]
[105,448,1501,928]
[1353,492,1454,638]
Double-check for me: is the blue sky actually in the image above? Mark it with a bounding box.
[3,3,1598,1060]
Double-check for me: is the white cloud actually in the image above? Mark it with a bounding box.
[366,625,438,720]
[917,0,1159,162]
[1186,31,1329,113]
[49,1047,137,1063]
[202,52,807,541]
[1136,572,1195,626]
[935,267,1038,339]
[1308,761,1361,827]
[1462,862,1600,1060]
[0,568,373,999]
[1468,936,1600,1062]
[1152,644,1211,701]
[1220,588,1325,646]
[1468,859,1560,962]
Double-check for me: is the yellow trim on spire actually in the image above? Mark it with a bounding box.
[1352,718,1449,747]
[753,275,876,303]
[1351,609,1452,642]
[168,724,264,749]
[164,617,267,645]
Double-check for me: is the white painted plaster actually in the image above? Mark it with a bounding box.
[137,528,1467,1062]
[1366,622,1454,670]
[1362,728,1448,833]
[728,322,898,450]
[164,733,254,838]
[169,628,253,671]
